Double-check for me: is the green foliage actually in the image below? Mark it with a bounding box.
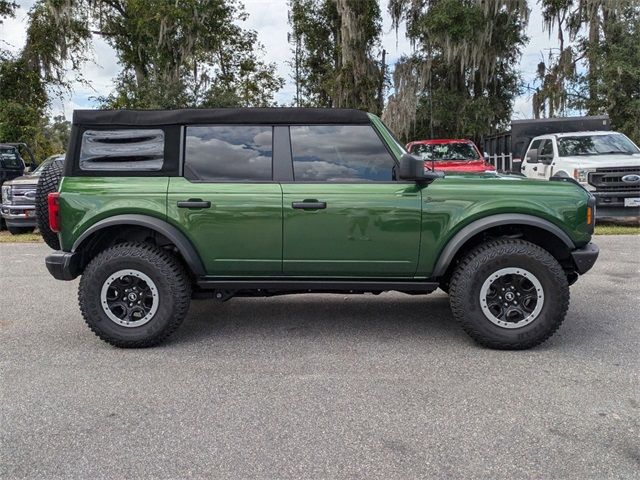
[536,1,640,144]
[385,0,528,142]
[289,0,339,107]
[288,0,383,112]
[96,0,283,109]
[0,0,17,23]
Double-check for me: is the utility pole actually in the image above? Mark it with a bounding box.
[378,49,386,115]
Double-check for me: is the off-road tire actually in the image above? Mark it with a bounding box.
[79,242,192,348]
[8,226,35,235]
[35,158,64,249]
[449,239,569,350]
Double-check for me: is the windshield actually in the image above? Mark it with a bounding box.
[32,156,60,175]
[557,134,640,156]
[411,142,480,161]
[0,148,23,169]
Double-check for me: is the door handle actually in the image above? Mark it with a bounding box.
[177,199,211,209]
[292,200,327,210]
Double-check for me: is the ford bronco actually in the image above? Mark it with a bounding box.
[43,108,599,349]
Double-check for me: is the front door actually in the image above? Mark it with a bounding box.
[281,125,422,277]
[167,125,282,276]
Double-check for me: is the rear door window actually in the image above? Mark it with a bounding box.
[79,129,165,171]
[184,126,273,182]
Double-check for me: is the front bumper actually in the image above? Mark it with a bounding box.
[593,191,640,219]
[0,204,37,227]
[571,242,599,275]
[45,251,80,281]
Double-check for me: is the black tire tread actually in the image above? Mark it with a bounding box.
[79,242,191,348]
[35,159,64,250]
[449,238,569,350]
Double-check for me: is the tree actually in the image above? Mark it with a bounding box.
[288,0,384,113]
[535,0,640,143]
[92,0,283,109]
[0,1,88,160]
[384,0,529,142]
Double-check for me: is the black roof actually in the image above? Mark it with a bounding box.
[72,107,371,126]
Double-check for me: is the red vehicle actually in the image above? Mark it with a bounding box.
[406,139,494,173]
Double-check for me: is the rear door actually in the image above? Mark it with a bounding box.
[167,125,283,276]
[281,124,422,278]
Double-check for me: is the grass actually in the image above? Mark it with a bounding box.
[595,224,640,235]
[0,223,638,244]
[0,230,43,243]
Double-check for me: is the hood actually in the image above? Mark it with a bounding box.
[4,174,39,186]
[559,153,640,168]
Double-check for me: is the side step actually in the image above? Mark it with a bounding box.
[196,279,439,294]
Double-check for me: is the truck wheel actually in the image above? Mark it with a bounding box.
[78,242,192,348]
[35,158,64,250]
[8,226,35,235]
[449,239,569,350]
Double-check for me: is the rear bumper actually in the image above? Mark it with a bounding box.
[45,251,80,281]
[571,242,599,275]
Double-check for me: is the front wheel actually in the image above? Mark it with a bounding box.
[449,239,569,350]
[79,242,192,348]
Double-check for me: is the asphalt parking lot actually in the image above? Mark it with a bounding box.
[1,236,639,479]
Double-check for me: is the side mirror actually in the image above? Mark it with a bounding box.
[525,149,538,163]
[398,154,444,183]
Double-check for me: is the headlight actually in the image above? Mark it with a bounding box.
[1,185,11,205]
[573,168,594,184]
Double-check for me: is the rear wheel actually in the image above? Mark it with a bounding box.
[449,239,569,349]
[79,242,192,348]
[35,158,64,249]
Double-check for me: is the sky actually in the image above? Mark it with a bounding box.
[0,0,557,121]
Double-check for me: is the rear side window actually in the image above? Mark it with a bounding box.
[290,125,396,182]
[80,129,165,171]
[184,126,273,182]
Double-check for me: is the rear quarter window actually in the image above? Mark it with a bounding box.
[79,129,165,171]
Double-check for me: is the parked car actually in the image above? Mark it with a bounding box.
[43,108,598,350]
[1,155,65,234]
[521,131,640,220]
[405,139,494,173]
[0,143,38,231]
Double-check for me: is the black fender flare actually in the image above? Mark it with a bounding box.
[72,214,206,276]
[431,213,576,277]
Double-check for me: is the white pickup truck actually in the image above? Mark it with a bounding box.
[521,131,640,219]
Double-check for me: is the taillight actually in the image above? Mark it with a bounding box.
[48,192,61,233]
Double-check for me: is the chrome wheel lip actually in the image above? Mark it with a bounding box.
[100,269,159,328]
[479,267,544,329]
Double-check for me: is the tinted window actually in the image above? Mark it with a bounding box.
[540,140,553,157]
[0,148,22,169]
[528,139,541,152]
[557,134,640,156]
[185,126,272,182]
[80,129,164,171]
[290,125,396,182]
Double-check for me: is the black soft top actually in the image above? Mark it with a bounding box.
[72,108,371,126]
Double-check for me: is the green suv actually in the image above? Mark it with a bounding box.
[43,108,599,349]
